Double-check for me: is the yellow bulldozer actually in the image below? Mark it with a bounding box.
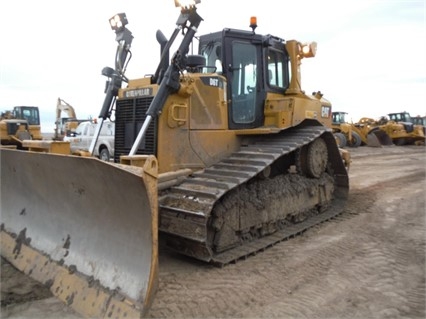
[331,111,392,147]
[1,1,350,318]
[0,105,43,148]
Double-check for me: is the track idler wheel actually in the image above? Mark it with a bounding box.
[297,138,328,178]
[306,138,328,178]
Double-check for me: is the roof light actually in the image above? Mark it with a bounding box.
[109,13,128,31]
[250,16,257,32]
[300,42,317,58]
[174,0,200,9]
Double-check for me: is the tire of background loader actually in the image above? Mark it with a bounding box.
[0,149,159,318]
[348,131,362,147]
[334,132,347,148]
[394,138,406,146]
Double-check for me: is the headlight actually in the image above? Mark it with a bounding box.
[300,42,317,58]
[109,13,128,31]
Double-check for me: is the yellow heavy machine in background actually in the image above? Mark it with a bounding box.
[331,111,392,147]
[0,105,42,147]
[331,111,357,147]
[379,111,425,145]
[1,1,349,318]
[412,115,426,135]
[53,97,87,140]
[412,115,426,126]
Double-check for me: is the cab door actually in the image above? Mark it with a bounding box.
[223,36,265,129]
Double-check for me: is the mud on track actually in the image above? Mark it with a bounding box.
[1,145,425,318]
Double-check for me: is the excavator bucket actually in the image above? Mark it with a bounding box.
[0,149,158,318]
[367,128,393,147]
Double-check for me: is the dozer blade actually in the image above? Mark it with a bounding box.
[367,129,393,147]
[0,149,158,318]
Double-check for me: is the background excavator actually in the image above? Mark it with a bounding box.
[53,97,87,140]
[1,1,349,318]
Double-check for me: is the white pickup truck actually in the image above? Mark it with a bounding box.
[64,121,114,161]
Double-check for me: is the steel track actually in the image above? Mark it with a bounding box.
[159,124,349,265]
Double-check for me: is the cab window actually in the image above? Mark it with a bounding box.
[267,49,287,88]
[201,42,222,73]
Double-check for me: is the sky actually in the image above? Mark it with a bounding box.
[0,0,425,132]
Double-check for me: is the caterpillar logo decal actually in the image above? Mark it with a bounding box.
[200,76,224,89]
[124,87,153,98]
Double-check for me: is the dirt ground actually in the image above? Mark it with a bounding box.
[1,145,425,318]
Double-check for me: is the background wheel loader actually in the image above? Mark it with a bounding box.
[332,111,360,147]
[383,111,426,145]
[1,1,349,318]
[331,111,392,147]
[412,115,426,136]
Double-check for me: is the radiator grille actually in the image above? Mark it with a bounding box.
[6,122,28,135]
[114,97,157,162]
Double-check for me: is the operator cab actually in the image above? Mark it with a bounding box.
[12,106,40,125]
[199,29,290,129]
[332,112,348,125]
[388,112,411,123]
